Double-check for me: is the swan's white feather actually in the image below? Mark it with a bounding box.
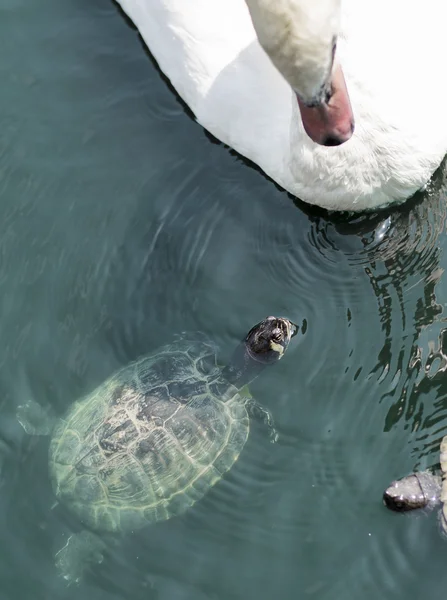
[116,0,447,211]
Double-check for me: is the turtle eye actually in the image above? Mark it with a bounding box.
[272,328,282,342]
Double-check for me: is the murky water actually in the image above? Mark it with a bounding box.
[1,0,447,598]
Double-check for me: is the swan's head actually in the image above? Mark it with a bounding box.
[245,0,354,146]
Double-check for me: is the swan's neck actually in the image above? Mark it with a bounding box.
[243,0,341,104]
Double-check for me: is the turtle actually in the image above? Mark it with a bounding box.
[383,436,447,533]
[17,316,297,582]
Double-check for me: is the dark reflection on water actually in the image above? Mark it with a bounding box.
[303,173,447,469]
[2,0,447,598]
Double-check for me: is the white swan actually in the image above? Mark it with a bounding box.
[115,0,447,211]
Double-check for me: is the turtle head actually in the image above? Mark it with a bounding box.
[245,316,298,364]
[222,316,297,388]
[383,472,442,512]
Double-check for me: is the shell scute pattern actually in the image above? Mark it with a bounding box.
[49,339,249,533]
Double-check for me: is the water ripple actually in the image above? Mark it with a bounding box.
[3,0,447,596]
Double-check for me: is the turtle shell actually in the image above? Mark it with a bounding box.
[49,335,249,533]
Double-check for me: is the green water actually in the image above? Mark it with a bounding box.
[1,0,447,598]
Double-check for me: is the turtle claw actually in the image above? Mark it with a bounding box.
[246,400,279,443]
[269,430,279,444]
[55,531,105,585]
[17,399,56,436]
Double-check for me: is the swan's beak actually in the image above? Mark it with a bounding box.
[296,63,354,147]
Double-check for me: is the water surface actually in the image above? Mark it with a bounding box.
[1,1,447,598]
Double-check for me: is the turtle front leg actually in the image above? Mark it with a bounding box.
[246,399,279,443]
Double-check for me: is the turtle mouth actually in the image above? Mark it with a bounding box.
[288,320,299,339]
[382,492,409,512]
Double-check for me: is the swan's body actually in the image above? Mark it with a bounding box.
[115,0,447,211]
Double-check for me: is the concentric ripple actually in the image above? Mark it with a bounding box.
[93,161,447,599]
[3,0,447,597]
